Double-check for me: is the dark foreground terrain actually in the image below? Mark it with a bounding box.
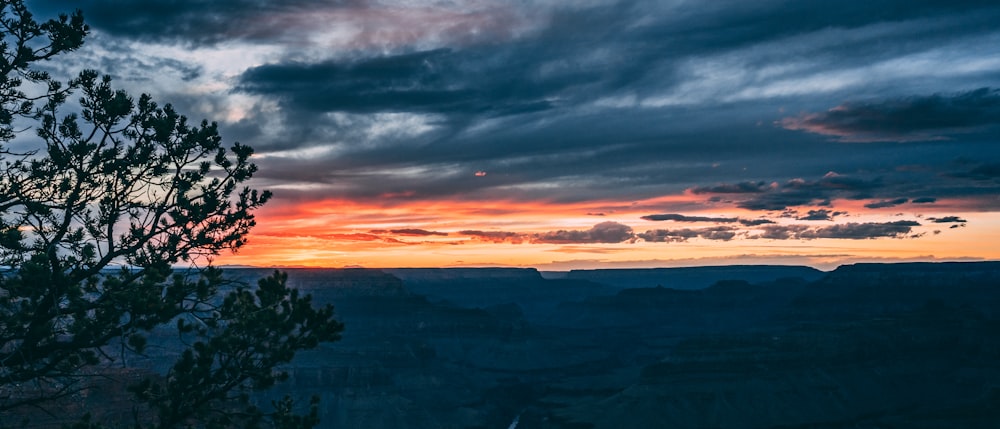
[18,263,1000,428]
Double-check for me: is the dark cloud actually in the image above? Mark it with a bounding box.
[534,221,635,244]
[641,213,779,227]
[231,1,1000,133]
[637,226,738,243]
[647,0,1000,55]
[699,226,739,241]
[864,198,909,209]
[690,165,1000,215]
[952,163,1000,180]
[794,173,882,192]
[321,232,427,245]
[370,228,448,237]
[736,191,826,211]
[30,0,1000,226]
[688,181,771,194]
[719,173,882,211]
[800,221,921,239]
[215,0,1000,213]
[738,218,776,226]
[969,163,1000,179]
[465,218,927,244]
[326,233,382,242]
[752,225,812,240]
[797,209,845,221]
[751,221,921,240]
[781,88,1000,142]
[39,0,1000,51]
[239,48,583,116]
[689,167,1000,214]
[928,216,967,223]
[232,3,657,120]
[32,0,350,46]
[457,217,928,246]
[636,229,699,243]
[460,230,526,244]
[640,213,738,223]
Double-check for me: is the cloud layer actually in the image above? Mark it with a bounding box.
[22,0,1000,267]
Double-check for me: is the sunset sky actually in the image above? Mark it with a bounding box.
[29,0,1000,270]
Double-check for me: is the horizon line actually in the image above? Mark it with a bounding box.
[209,259,1000,273]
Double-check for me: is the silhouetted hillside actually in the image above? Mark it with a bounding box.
[786,261,1000,321]
[564,265,824,290]
[551,277,809,331]
[14,263,999,428]
[385,268,614,322]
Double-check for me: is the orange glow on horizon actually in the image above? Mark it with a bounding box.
[213,193,1000,270]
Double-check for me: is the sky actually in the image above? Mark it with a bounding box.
[26,0,1000,270]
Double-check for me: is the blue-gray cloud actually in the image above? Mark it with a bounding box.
[928,216,967,223]
[711,173,883,211]
[689,181,772,195]
[460,230,526,244]
[636,226,738,243]
[952,163,1000,181]
[238,48,576,116]
[640,214,738,223]
[864,198,909,209]
[533,221,635,244]
[30,0,344,46]
[797,209,845,221]
[369,228,448,237]
[752,221,921,240]
[799,221,921,239]
[781,88,1000,142]
[26,0,1000,215]
[640,213,779,227]
[738,218,777,226]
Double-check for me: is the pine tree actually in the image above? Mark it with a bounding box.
[0,2,342,426]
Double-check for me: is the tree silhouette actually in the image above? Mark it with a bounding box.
[0,2,342,427]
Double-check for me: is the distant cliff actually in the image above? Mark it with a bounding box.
[789,261,1000,321]
[385,267,613,322]
[564,265,824,290]
[35,262,993,429]
[385,267,545,281]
